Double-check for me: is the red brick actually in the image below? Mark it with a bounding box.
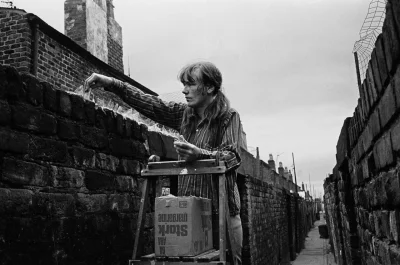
[392,65,400,109]
[96,153,119,172]
[361,126,372,154]
[374,134,393,170]
[125,119,133,138]
[391,119,400,153]
[389,210,400,243]
[147,130,163,157]
[378,83,396,129]
[116,114,125,136]
[59,92,71,117]
[79,126,108,149]
[382,2,400,74]
[28,136,68,163]
[392,0,400,33]
[83,99,95,125]
[371,48,383,95]
[115,175,138,193]
[11,104,57,135]
[139,123,147,141]
[95,108,107,129]
[385,170,400,207]
[58,119,79,140]
[2,157,50,186]
[0,99,11,125]
[375,238,391,265]
[42,81,58,112]
[367,64,379,107]
[69,93,85,121]
[32,192,76,216]
[109,193,139,212]
[389,245,400,265]
[50,166,85,188]
[109,135,145,158]
[375,35,389,87]
[76,193,108,213]
[0,188,33,215]
[69,146,95,169]
[104,108,117,134]
[5,65,24,100]
[361,158,370,182]
[0,127,29,154]
[85,170,116,190]
[119,159,141,175]
[0,64,8,99]
[21,73,43,106]
[368,109,381,141]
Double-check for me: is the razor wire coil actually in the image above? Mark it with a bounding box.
[353,0,387,81]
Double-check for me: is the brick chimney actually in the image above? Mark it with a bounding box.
[283,167,290,180]
[268,154,276,172]
[106,0,123,72]
[64,0,123,72]
[278,162,284,177]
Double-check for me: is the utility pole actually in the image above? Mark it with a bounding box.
[292,152,298,194]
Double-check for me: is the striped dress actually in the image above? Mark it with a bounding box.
[108,79,242,216]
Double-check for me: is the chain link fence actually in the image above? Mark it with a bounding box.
[0,1,13,8]
[353,0,387,81]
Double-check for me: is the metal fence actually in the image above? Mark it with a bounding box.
[353,0,387,81]
[0,1,13,8]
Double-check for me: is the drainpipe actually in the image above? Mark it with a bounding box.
[32,22,39,76]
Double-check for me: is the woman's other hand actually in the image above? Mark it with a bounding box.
[84,73,113,91]
[173,141,201,162]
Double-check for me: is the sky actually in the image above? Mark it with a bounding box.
[12,0,372,197]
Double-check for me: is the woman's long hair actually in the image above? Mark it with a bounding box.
[178,62,230,146]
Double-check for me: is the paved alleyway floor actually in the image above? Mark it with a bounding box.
[290,214,337,265]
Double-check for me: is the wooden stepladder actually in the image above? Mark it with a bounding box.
[129,159,235,265]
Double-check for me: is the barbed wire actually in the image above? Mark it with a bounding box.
[0,1,13,8]
[353,0,387,81]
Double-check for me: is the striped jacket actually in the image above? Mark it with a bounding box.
[107,79,242,216]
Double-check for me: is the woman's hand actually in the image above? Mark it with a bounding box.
[173,141,201,162]
[84,73,113,91]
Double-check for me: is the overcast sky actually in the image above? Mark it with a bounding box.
[13,0,371,196]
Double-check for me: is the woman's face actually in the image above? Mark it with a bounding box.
[182,81,209,109]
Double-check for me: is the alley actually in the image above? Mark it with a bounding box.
[290,214,336,265]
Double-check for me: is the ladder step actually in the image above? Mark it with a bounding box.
[140,249,220,262]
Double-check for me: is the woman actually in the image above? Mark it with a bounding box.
[85,61,243,264]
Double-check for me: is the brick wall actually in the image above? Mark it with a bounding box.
[0,8,152,96]
[325,0,400,264]
[0,8,32,73]
[0,63,316,264]
[0,7,316,265]
[0,63,156,264]
[237,172,313,265]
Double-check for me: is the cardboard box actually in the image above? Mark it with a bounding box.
[155,195,213,257]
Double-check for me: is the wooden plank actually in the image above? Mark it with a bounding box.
[140,253,155,261]
[181,249,217,262]
[165,256,182,262]
[131,178,151,260]
[147,159,220,170]
[197,250,221,262]
[155,256,168,261]
[130,261,228,265]
[218,174,226,262]
[141,166,226,177]
[225,193,235,265]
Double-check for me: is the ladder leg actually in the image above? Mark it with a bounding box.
[219,174,227,262]
[225,195,237,265]
[132,178,151,260]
